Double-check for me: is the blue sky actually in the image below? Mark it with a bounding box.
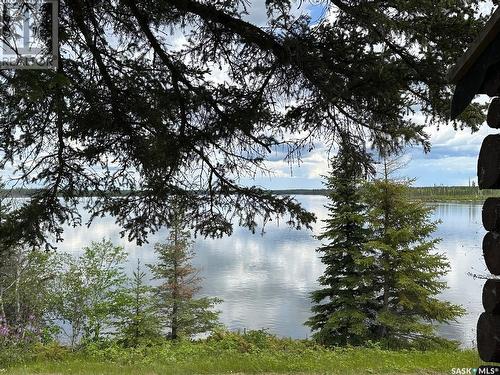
[238,2,496,190]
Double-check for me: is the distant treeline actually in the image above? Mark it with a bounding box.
[0,189,131,198]
[407,186,500,202]
[1,187,497,202]
[271,189,328,196]
[275,187,500,202]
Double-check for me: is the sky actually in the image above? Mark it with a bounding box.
[239,0,498,190]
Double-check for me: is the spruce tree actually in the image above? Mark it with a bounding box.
[115,259,161,348]
[306,143,377,346]
[149,212,221,340]
[364,158,465,348]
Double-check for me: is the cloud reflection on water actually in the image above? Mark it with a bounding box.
[55,197,484,346]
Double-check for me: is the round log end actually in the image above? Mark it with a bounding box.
[483,233,500,276]
[483,279,500,313]
[488,98,500,129]
[478,313,500,362]
[484,198,500,232]
[478,135,500,189]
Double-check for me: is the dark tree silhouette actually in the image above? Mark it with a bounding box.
[0,0,486,247]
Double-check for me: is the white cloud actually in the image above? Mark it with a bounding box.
[241,1,312,26]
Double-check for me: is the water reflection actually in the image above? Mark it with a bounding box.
[56,197,486,347]
[432,202,486,348]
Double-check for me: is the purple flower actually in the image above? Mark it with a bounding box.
[0,325,9,337]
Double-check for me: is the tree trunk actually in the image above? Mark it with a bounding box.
[171,226,179,340]
[14,247,21,328]
[0,288,5,320]
[377,158,391,339]
[478,313,500,362]
[171,302,178,340]
[134,279,140,346]
[483,232,500,275]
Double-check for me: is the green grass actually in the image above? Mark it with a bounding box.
[0,352,482,375]
[1,348,485,375]
[0,332,490,375]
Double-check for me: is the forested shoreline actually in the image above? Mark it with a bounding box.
[2,186,497,202]
[278,187,500,202]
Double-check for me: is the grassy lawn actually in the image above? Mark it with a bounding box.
[0,345,487,375]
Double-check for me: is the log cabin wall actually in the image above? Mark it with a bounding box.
[449,7,500,366]
[479,108,500,362]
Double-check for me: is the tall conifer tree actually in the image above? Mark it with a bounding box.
[307,142,377,346]
[149,208,221,340]
[364,158,464,348]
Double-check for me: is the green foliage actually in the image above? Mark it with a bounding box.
[1,232,222,350]
[114,259,162,347]
[52,240,128,346]
[0,246,60,346]
[309,155,464,349]
[306,143,377,346]
[0,332,485,375]
[149,211,222,339]
[363,172,465,348]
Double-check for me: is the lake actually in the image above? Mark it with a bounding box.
[57,196,488,348]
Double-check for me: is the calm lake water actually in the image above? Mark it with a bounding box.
[56,196,488,348]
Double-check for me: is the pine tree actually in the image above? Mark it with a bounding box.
[306,143,377,346]
[364,158,465,348]
[149,212,221,340]
[115,259,161,348]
